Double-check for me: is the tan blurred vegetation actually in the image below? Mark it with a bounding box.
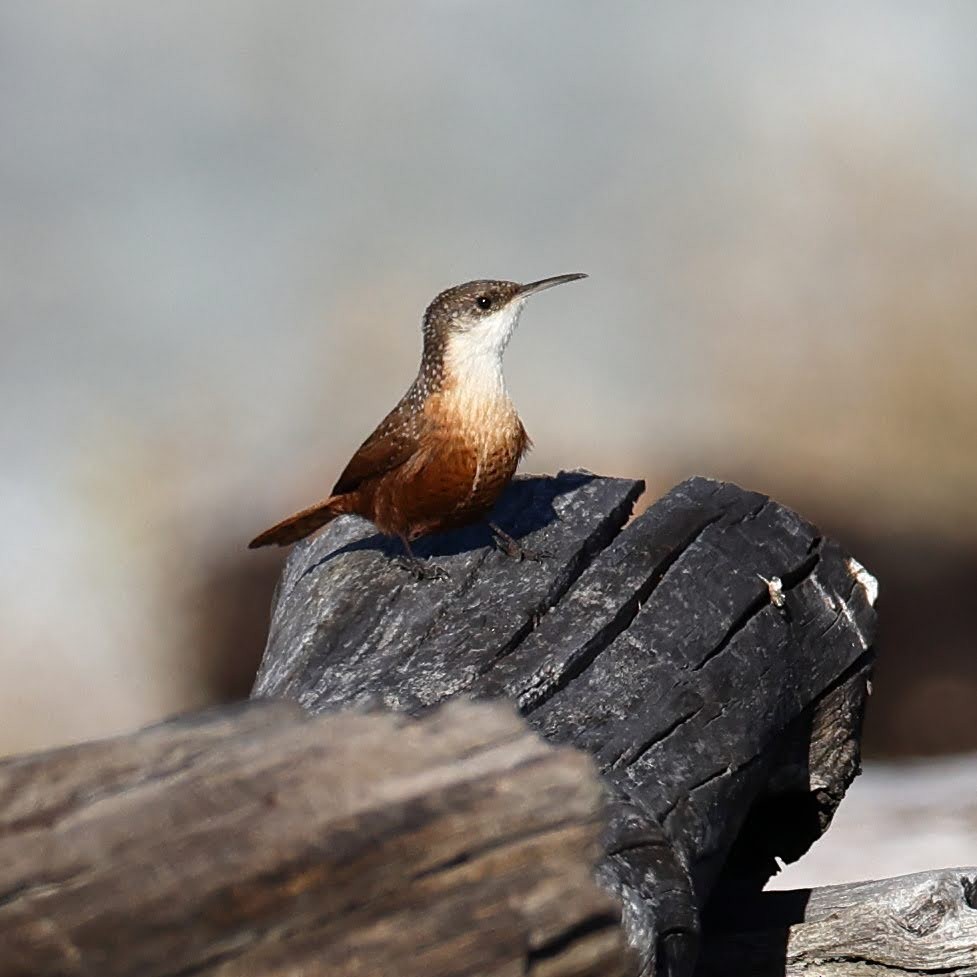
[686,124,977,536]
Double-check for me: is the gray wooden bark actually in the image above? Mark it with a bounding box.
[254,472,880,976]
[0,700,631,977]
[699,868,977,976]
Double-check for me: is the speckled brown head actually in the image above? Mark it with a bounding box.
[419,274,587,386]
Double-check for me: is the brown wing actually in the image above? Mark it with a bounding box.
[331,398,424,496]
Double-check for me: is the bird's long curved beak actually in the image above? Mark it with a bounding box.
[517,273,588,298]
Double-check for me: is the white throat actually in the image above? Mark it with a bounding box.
[442,302,524,404]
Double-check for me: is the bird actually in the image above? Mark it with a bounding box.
[249,273,587,576]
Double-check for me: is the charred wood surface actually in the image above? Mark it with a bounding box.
[254,472,880,975]
[700,868,977,976]
[0,700,630,977]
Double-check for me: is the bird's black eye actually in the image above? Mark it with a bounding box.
[476,295,493,310]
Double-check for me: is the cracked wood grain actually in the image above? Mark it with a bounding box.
[253,472,879,977]
[0,701,631,977]
[254,471,644,712]
[699,868,977,977]
[0,700,300,836]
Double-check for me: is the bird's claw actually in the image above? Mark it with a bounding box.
[489,524,550,562]
[395,556,451,582]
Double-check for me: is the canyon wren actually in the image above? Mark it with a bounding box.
[249,273,586,575]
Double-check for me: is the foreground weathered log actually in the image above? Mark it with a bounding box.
[253,473,880,975]
[0,700,630,977]
[700,868,977,976]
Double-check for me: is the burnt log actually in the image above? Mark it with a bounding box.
[0,700,631,977]
[253,472,880,976]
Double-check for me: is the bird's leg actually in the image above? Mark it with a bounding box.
[488,522,550,562]
[394,534,450,581]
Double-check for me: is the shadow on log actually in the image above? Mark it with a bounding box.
[0,701,631,977]
[254,473,880,976]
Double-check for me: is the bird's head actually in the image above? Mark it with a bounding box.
[421,274,587,377]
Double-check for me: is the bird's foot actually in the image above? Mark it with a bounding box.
[394,556,451,581]
[489,523,550,562]
[395,534,451,581]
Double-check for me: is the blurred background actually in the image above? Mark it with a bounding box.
[2,1,975,884]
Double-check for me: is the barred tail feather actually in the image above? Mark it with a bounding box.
[248,497,344,548]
